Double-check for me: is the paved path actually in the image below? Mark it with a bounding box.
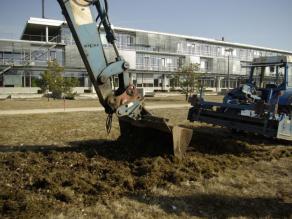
[0,104,190,115]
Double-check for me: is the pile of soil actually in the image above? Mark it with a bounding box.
[0,136,291,218]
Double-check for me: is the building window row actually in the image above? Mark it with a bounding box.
[0,46,64,66]
[136,53,180,72]
[59,27,282,63]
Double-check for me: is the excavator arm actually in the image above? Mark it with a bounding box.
[57,0,143,119]
[57,0,193,158]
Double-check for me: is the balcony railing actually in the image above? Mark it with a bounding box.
[21,34,62,43]
[136,64,178,72]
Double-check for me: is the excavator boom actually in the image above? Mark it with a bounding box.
[57,0,192,158]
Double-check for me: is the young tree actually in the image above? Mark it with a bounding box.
[174,63,205,100]
[39,61,79,99]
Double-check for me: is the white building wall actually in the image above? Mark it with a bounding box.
[0,87,40,94]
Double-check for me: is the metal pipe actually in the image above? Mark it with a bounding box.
[45,26,49,43]
[242,63,284,68]
[225,48,234,91]
[227,55,230,91]
[42,0,45,18]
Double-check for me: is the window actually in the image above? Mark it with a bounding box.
[127,36,134,46]
[144,57,149,66]
[3,52,12,59]
[154,79,159,87]
[151,57,156,66]
[204,45,210,55]
[50,51,56,60]
[186,42,195,54]
[136,55,143,65]
[239,49,246,58]
[161,58,166,67]
[288,64,292,87]
[254,51,260,57]
[217,47,221,56]
[166,58,172,65]
[177,42,183,53]
[200,59,210,71]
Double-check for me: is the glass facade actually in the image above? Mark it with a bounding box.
[0,42,64,67]
[136,53,180,72]
[0,40,65,87]
[288,64,292,88]
[56,26,285,75]
[0,20,291,92]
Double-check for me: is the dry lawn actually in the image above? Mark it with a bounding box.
[0,95,223,110]
[0,107,291,218]
[0,99,101,111]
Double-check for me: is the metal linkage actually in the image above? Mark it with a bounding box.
[58,0,143,119]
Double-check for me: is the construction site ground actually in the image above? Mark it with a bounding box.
[0,95,292,218]
[0,95,221,110]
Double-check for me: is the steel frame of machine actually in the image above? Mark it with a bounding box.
[188,56,292,141]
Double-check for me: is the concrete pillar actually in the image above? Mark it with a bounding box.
[29,49,32,64]
[45,26,49,43]
[216,76,223,93]
[142,73,144,87]
[29,72,32,88]
[162,74,166,91]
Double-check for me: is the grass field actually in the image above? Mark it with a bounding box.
[0,95,223,110]
[0,98,291,218]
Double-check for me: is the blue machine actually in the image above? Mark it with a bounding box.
[188,56,292,140]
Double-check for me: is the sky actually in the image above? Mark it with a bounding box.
[0,0,291,51]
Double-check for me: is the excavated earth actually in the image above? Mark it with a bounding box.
[0,108,292,218]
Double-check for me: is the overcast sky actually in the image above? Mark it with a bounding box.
[0,0,291,51]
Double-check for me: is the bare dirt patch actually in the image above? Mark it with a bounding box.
[0,108,291,218]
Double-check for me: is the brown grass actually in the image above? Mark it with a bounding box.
[0,108,291,218]
[0,95,223,110]
[0,99,101,110]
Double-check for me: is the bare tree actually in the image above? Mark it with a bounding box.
[38,61,79,99]
[173,63,205,100]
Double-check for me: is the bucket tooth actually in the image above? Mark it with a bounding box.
[118,115,193,158]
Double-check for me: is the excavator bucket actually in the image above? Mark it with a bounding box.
[118,115,193,159]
